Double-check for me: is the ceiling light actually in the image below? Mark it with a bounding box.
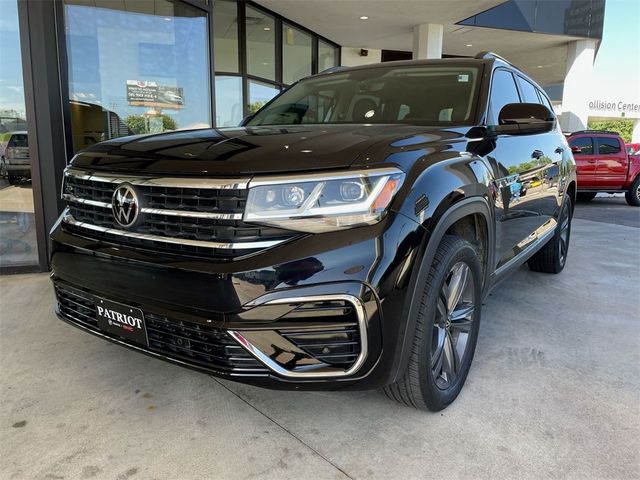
[465,44,473,47]
[359,16,369,20]
[263,27,271,31]
[536,65,544,68]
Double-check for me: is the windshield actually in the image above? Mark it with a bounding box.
[247,65,480,127]
[8,134,28,147]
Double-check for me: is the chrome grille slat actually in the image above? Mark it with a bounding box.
[63,194,243,220]
[65,167,250,189]
[63,215,286,250]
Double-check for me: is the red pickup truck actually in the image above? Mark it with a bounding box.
[567,130,640,206]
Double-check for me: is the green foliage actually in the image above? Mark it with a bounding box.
[124,115,147,135]
[587,119,634,143]
[507,156,552,175]
[124,114,177,135]
[248,101,267,115]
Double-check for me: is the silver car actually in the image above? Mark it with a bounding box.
[1,131,30,184]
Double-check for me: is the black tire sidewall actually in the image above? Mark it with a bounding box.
[557,194,573,269]
[417,239,483,410]
[627,177,640,206]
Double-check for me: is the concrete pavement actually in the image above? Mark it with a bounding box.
[1,216,639,479]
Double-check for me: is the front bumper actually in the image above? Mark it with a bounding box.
[53,279,378,387]
[49,214,422,390]
[5,164,31,174]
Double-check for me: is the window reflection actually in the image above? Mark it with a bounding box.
[65,0,210,152]
[215,76,243,127]
[248,81,279,114]
[0,0,38,267]
[246,6,275,81]
[214,0,239,72]
[282,24,311,84]
[318,40,338,72]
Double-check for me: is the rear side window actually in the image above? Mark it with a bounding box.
[536,89,554,112]
[569,137,593,155]
[8,134,28,147]
[517,76,540,103]
[597,137,621,155]
[488,69,521,124]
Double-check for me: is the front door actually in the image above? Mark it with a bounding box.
[569,136,597,187]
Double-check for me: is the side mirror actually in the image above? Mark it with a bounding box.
[570,145,582,154]
[495,103,555,135]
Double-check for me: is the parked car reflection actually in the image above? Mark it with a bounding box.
[0,131,30,185]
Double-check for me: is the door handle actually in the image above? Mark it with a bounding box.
[587,159,596,163]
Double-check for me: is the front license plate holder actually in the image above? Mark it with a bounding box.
[95,297,148,346]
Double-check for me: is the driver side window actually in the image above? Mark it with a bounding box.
[488,69,521,125]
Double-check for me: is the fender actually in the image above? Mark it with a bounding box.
[390,196,495,383]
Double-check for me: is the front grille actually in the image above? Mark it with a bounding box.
[61,169,296,257]
[65,175,248,214]
[66,203,288,243]
[55,283,267,373]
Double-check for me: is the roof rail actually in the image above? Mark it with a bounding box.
[570,129,620,136]
[474,51,511,63]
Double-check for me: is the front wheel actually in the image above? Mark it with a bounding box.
[528,194,572,274]
[383,235,482,411]
[625,177,640,206]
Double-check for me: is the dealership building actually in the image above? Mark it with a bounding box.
[2,0,637,273]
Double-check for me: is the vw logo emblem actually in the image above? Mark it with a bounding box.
[112,184,140,228]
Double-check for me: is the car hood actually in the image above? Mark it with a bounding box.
[70,124,466,176]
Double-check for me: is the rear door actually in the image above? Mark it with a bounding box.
[569,135,596,187]
[594,136,627,187]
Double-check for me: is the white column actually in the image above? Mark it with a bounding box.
[633,119,640,143]
[412,24,443,60]
[560,39,596,132]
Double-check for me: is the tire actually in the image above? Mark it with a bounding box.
[576,192,597,202]
[625,177,640,207]
[383,235,482,411]
[528,194,572,274]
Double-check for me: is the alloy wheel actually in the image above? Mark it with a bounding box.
[431,261,476,390]
[558,202,571,266]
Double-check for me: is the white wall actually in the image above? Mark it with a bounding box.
[340,47,381,67]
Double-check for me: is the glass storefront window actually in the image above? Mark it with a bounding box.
[214,0,239,72]
[64,0,210,153]
[282,24,311,85]
[248,81,279,114]
[246,6,275,81]
[318,40,339,72]
[0,0,38,268]
[215,76,243,127]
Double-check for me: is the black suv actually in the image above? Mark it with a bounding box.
[51,53,576,410]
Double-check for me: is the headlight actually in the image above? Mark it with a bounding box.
[244,168,405,233]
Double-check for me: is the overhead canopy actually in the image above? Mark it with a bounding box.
[255,0,604,86]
